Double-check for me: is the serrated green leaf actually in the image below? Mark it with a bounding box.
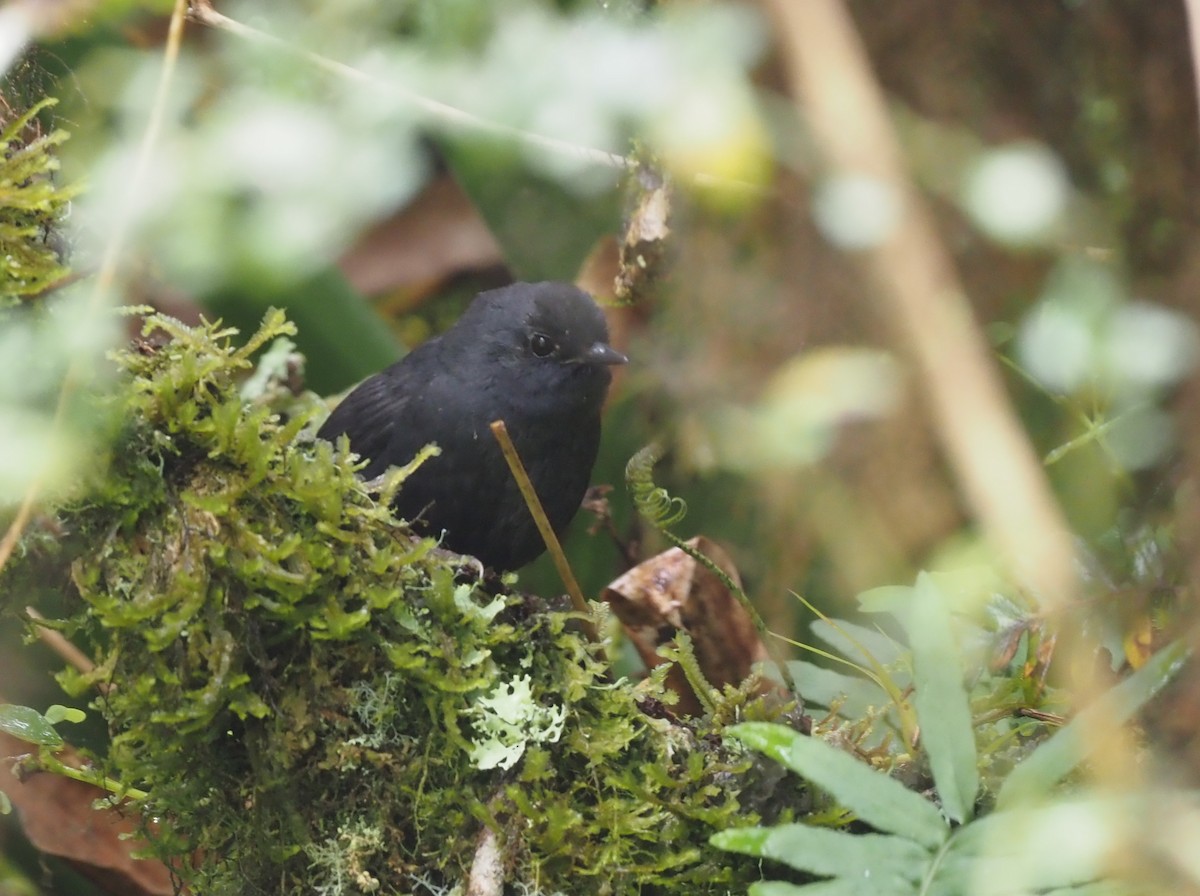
[996,638,1190,809]
[727,722,948,849]
[907,572,978,822]
[0,704,63,748]
[712,823,927,883]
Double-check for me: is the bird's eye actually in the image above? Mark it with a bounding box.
[529,332,556,358]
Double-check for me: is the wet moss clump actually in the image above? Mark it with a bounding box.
[14,311,767,895]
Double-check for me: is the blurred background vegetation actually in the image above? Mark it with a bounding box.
[5,0,1200,892]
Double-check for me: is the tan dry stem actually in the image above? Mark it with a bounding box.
[762,0,1078,610]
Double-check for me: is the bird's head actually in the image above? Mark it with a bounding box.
[455,282,627,417]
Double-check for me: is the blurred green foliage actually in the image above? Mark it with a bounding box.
[0,98,76,301]
[4,1,1200,893]
[0,290,120,506]
[716,584,1188,896]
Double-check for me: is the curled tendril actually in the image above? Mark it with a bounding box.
[625,442,687,528]
[624,440,799,700]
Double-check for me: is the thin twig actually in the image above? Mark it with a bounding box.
[187,0,631,174]
[186,0,769,200]
[0,0,191,577]
[1184,0,1200,135]
[14,750,149,802]
[0,493,39,581]
[25,607,110,695]
[465,822,504,896]
[762,0,1078,610]
[762,0,1147,812]
[489,420,597,640]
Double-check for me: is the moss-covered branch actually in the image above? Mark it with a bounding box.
[4,311,781,895]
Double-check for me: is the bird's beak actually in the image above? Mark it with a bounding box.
[579,342,629,367]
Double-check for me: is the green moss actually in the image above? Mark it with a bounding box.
[0,98,77,302]
[13,310,771,894]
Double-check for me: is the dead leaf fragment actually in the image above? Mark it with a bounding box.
[615,172,672,305]
[0,728,179,895]
[602,536,771,715]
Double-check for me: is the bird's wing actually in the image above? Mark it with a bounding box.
[318,363,417,479]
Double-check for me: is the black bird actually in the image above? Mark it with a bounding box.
[317,281,627,570]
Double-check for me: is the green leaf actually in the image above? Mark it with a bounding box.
[727,722,948,850]
[749,884,811,896]
[996,638,1190,809]
[856,585,914,617]
[712,823,927,884]
[43,705,85,725]
[906,573,979,823]
[786,660,891,721]
[810,616,906,669]
[0,704,63,748]
[440,136,621,282]
[204,267,403,394]
[751,880,883,896]
[1043,882,1137,895]
[958,794,1142,895]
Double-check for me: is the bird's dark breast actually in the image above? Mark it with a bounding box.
[394,408,601,570]
[316,280,620,571]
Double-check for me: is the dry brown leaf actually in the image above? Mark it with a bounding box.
[338,174,503,298]
[0,729,179,895]
[614,173,672,306]
[602,536,771,715]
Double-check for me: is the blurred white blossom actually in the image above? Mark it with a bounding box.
[813,175,903,250]
[1017,257,1198,469]
[962,142,1069,246]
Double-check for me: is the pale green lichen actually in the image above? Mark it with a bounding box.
[467,673,567,771]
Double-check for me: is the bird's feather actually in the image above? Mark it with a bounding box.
[316,281,625,570]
